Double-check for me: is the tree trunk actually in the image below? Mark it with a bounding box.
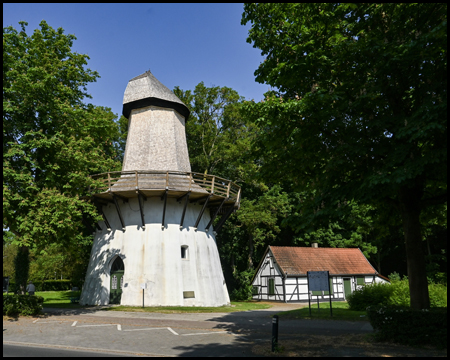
[14,246,30,295]
[398,184,430,310]
[248,233,254,270]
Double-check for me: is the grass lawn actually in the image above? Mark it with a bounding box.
[35,290,84,309]
[278,301,368,321]
[36,291,272,312]
[103,301,271,313]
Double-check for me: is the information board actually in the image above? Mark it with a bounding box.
[307,271,329,291]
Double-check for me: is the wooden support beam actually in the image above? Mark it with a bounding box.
[194,194,211,229]
[137,191,146,230]
[93,199,111,231]
[176,191,190,203]
[94,221,102,231]
[179,191,191,229]
[137,189,147,201]
[213,205,235,234]
[111,194,126,231]
[205,197,228,232]
[161,189,168,229]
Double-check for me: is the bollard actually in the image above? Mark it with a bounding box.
[271,315,279,352]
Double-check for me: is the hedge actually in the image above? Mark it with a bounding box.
[367,305,447,348]
[3,294,44,317]
[8,279,73,292]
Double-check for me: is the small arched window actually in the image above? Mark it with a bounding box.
[181,245,189,259]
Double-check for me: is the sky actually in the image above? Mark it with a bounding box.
[3,3,268,119]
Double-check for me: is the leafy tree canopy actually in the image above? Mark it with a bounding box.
[242,3,447,309]
[3,21,121,255]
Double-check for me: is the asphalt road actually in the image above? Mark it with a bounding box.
[3,344,133,357]
[3,305,375,357]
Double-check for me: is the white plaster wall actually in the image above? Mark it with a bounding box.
[374,275,390,284]
[80,197,230,307]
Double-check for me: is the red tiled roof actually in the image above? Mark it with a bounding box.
[270,246,377,275]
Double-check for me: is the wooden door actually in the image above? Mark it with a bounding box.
[343,278,352,299]
[109,257,124,304]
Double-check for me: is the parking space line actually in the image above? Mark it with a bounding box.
[167,327,179,335]
[77,324,115,327]
[181,331,228,336]
[123,327,167,332]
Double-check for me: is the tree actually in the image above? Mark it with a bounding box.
[173,82,247,176]
[236,185,292,269]
[3,21,121,291]
[242,4,447,309]
[3,231,18,279]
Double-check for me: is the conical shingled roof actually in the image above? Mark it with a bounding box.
[122,70,190,120]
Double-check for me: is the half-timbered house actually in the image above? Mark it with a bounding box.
[251,245,389,302]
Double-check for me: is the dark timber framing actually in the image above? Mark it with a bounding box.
[161,188,168,228]
[214,205,235,233]
[251,247,390,303]
[86,171,240,231]
[205,197,228,232]
[179,191,191,229]
[137,190,147,229]
[194,195,211,229]
[93,199,111,231]
[111,193,127,231]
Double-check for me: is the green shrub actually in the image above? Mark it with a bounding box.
[367,305,447,348]
[230,269,255,301]
[347,277,447,310]
[3,294,44,317]
[428,283,447,308]
[346,282,394,311]
[388,278,410,306]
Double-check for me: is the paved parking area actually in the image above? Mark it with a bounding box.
[3,311,256,357]
[4,304,445,357]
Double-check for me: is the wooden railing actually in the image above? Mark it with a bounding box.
[89,170,241,204]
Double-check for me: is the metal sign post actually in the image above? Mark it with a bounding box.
[271,315,279,352]
[140,283,146,308]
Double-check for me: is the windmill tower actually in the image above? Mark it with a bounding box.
[80,71,240,306]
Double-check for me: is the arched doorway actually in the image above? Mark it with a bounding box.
[110,257,124,304]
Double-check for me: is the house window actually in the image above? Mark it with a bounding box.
[268,278,275,295]
[252,286,259,295]
[356,276,365,285]
[181,245,188,259]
